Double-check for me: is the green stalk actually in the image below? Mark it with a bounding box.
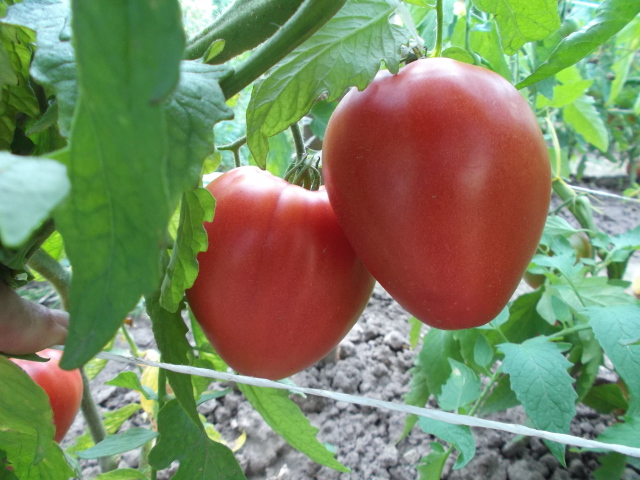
[26,249,70,312]
[290,122,305,162]
[184,0,305,63]
[433,0,444,57]
[220,0,347,99]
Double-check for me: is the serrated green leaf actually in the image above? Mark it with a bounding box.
[557,277,636,309]
[593,453,628,480]
[204,39,225,64]
[470,0,560,55]
[417,418,476,469]
[499,337,577,465]
[149,399,246,480]
[77,428,158,459]
[419,329,462,395]
[437,359,481,412]
[537,78,593,109]
[516,0,640,89]
[474,334,494,368]
[239,385,349,472]
[588,305,640,416]
[409,316,422,349]
[400,352,430,441]
[246,0,409,167]
[265,131,294,179]
[563,95,609,151]
[161,188,215,313]
[0,153,69,248]
[53,0,184,368]
[441,46,474,63]
[479,374,520,416]
[542,215,580,238]
[470,19,511,79]
[0,358,75,478]
[3,0,77,136]
[597,417,640,449]
[416,442,450,480]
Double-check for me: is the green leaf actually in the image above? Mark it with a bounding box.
[470,0,560,55]
[536,78,593,109]
[583,383,630,415]
[77,428,158,459]
[265,131,294,179]
[53,0,183,367]
[479,374,520,416]
[160,188,215,313]
[485,291,555,344]
[607,17,640,106]
[588,305,640,416]
[0,358,74,478]
[441,46,475,63]
[593,453,628,480]
[557,277,637,310]
[239,385,349,472]
[542,215,580,238]
[204,39,226,64]
[417,418,476,469]
[474,334,494,368]
[597,417,640,448]
[419,329,462,395]
[437,359,481,412]
[470,19,511,80]
[147,269,201,427]
[105,372,157,400]
[499,337,577,465]
[3,0,77,136]
[516,0,640,89]
[246,0,409,167]
[0,153,69,248]
[400,352,430,441]
[409,316,422,349]
[308,100,338,141]
[416,442,450,480]
[562,95,609,152]
[149,399,246,480]
[96,469,149,480]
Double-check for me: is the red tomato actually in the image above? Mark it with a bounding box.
[323,58,551,330]
[187,166,375,379]
[11,349,83,442]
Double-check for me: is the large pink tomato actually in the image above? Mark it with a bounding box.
[323,58,551,330]
[187,166,375,379]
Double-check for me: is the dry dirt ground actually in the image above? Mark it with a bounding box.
[60,177,639,480]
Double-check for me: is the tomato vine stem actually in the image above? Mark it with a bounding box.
[218,135,247,169]
[290,122,306,162]
[433,0,444,57]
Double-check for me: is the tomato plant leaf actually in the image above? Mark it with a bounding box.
[400,347,431,441]
[437,359,481,412]
[478,374,520,416]
[0,358,74,478]
[409,316,422,349]
[161,188,215,313]
[0,153,69,248]
[516,0,640,89]
[76,428,158,459]
[470,19,511,79]
[53,0,183,368]
[562,95,609,152]
[239,384,349,472]
[418,329,462,396]
[606,16,640,106]
[557,277,636,310]
[416,442,450,480]
[3,0,77,137]
[149,399,246,480]
[470,0,560,55]
[583,383,630,415]
[105,372,157,401]
[473,333,494,368]
[593,453,628,480]
[588,305,640,417]
[95,469,149,480]
[597,417,640,448]
[246,0,409,168]
[417,418,476,469]
[499,337,577,465]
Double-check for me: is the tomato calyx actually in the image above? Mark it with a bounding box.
[283,152,322,191]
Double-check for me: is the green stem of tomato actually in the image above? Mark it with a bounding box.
[120,325,142,359]
[81,369,119,472]
[218,135,247,169]
[434,0,443,57]
[548,323,591,341]
[290,122,306,162]
[219,0,346,99]
[26,249,71,311]
[467,368,501,417]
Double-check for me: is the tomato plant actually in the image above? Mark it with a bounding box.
[10,349,83,443]
[524,231,593,289]
[323,58,551,330]
[187,166,375,380]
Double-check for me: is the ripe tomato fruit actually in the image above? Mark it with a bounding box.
[187,166,375,380]
[323,58,551,330]
[10,349,83,442]
[524,232,592,289]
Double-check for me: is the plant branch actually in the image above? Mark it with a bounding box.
[290,122,305,162]
[219,0,347,99]
[434,0,444,57]
[26,249,70,310]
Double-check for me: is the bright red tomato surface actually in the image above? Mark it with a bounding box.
[187,166,375,380]
[11,349,83,442]
[323,58,551,330]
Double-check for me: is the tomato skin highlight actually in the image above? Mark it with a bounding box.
[187,167,375,380]
[10,349,83,443]
[323,58,551,330]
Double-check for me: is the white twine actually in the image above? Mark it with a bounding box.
[568,184,640,204]
[96,351,640,459]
